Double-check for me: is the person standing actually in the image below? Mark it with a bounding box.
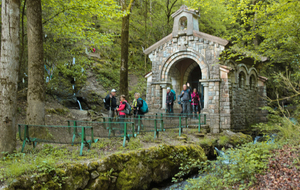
[116,95,127,133]
[104,89,117,118]
[180,84,191,116]
[191,88,200,118]
[166,87,174,114]
[132,93,144,117]
[132,93,144,132]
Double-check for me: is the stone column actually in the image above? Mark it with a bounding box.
[202,82,209,109]
[161,85,167,109]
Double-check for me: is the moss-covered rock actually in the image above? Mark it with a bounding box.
[219,130,252,147]
[6,145,206,190]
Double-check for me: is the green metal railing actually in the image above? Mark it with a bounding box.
[67,120,135,147]
[130,114,189,136]
[156,113,206,133]
[18,124,95,156]
[103,116,164,139]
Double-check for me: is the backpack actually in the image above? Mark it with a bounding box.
[171,89,176,101]
[138,98,148,113]
[177,95,181,104]
[122,102,132,115]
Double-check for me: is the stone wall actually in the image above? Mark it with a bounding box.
[146,35,225,109]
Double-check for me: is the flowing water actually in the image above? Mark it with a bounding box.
[77,100,83,110]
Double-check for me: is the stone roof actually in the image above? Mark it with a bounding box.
[143,31,229,55]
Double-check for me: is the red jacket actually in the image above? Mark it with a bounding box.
[118,100,127,116]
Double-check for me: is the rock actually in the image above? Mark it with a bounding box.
[223,130,236,136]
[87,176,110,190]
[194,133,205,137]
[87,161,99,171]
[220,130,252,147]
[69,109,88,120]
[176,136,187,140]
[7,145,207,190]
[91,171,100,179]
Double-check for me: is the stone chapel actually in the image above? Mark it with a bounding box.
[143,5,268,133]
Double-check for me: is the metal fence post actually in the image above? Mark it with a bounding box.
[138,115,141,131]
[123,123,127,147]
[198,114,201,133]
[80,127,86,156]
[179,116,182,136]
[154,119,158,139]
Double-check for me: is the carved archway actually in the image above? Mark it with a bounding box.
[160,50,209,82]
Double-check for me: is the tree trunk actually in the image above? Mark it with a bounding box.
[0,0,20,154]
[119,0,130,98]
[26,0,45,126]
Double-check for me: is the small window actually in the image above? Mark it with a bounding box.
[179,16,187,31]
[239,72,246,88]
[249,75,256,90]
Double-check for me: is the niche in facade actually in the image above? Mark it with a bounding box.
[179,16,187,31]
[239,72,246,88]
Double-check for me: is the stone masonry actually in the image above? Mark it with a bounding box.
[144,5,267,133]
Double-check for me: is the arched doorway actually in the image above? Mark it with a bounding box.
[187,66,204,109]
[164,58,204,111]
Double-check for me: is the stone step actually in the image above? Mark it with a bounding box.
[188,124,209,128]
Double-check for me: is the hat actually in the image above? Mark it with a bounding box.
[111,89,116,92]
[167,87,171,90]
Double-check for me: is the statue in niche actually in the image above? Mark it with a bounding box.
[179,17,187,31]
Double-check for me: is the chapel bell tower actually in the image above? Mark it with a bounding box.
[171,5,200,37]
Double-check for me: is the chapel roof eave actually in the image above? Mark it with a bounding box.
[143,31,229,55]
[143,34,173,55]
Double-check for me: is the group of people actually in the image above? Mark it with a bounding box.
[104,82,201,120]
[166,83,201,116]
[104,89,145,118]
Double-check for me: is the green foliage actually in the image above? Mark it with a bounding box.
[0,144,99,183]
[93,62,120,90]
[218,135,230,146]
[182,142,278,189]
[184,0,231,37]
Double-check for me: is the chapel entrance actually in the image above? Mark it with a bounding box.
[187,66,204,109]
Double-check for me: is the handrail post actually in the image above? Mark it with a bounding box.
[108,117,112,137]
[67,120,71,134]
[138,115,141,131]
[160,113,164,130]
[80,127,86,156]
[91,127,95,143]
[132,123,135,138]
[179,116,182,136]
[185,115,188,128]
[21,125,28,152]
[72,121,77,146]
[123,123,127,147]
[198,114,201,133]
[154,119,157,139]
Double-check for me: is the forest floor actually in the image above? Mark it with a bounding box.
[250,144,300,190]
